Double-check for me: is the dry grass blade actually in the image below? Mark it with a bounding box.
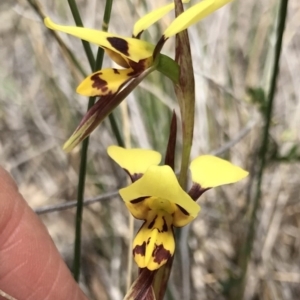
[0,290,17,300]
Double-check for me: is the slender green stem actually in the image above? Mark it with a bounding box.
[72,141,89,282]
[93,0,113,72]
[101,0,113,32]
[108,113,125,147]
[248,0,288,269]
[70,0,116,281]
[93,3,123,147]
[232,0,288,298]
[67,0,95,67]
[248,0,288,268]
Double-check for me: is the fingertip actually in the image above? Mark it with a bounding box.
[0,166,18,192]
[0,166,87,300]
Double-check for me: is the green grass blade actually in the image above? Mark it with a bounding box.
[70,0,117,282]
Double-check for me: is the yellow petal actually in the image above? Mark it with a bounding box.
[125,196,176,221]
[164,0,232,38]
[133,0,190,38]
[104,49,130,68]
[119,165,200,218]
[124,199,149,221]
[76,68,135,97]
[124,196,195,227]
[44,17,154,62]
[133,211,175,270]
[147,196,195,227]
[172,205,196,227]
[107,145,161,175]
[190,155,249,189]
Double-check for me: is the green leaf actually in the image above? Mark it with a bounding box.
[156,54,179,83]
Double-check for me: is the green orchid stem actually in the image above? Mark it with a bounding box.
[70,0,117,282]
[67,0,95,67]
[73,139,89,282]
[108,113,125,147]
[174,0,195,190]
[232,0,288,298]
[153,1,195,299]
[178,114,194,188]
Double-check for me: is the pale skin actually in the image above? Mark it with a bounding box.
[0,166,87,300]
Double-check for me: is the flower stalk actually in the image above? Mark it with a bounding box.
[153,0,195,296]
[70,0,115,282]
[173,0,195,190]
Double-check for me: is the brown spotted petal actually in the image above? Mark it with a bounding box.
[119,165,200,225]
[76,68,136,97]
[124,197,149,220]
[107,146,161,183]
[133,211,174,271]
[63,65,156,152]
[44,17,154,63]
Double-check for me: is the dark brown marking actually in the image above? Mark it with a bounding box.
[113,68,120,74]
[153,244,172,264]
[128,59,148,75]
[146,237,151,245]
[124,169,143,182]
[164,111,177,170]
[131,173,143,182]
[162,217,168,232]
[131,196,147,204]
[133,30,144,39]
[148,215,157,230]
[133,241,146,256]
[153,35,168,60]
[90,72,108,93]
[107,37,129,56]
[188,183,210,200]
[176,204,190,216]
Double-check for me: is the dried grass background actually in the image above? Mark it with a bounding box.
[1,0,300,299]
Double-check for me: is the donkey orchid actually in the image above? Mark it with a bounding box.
[45,0,232,151]
[107,145,248,270]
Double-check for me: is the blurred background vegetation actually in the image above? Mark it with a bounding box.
[1,0,299,299]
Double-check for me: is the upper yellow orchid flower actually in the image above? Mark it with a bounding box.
[108,145,248,271]
[44,1,193,99]
[44,0,233,151]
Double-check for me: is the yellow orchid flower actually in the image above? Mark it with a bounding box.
[44,1,192,97]
[107,145,248,271]
[44,0,233,151]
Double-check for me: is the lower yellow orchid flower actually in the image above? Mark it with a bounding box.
[108,145,248,271]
